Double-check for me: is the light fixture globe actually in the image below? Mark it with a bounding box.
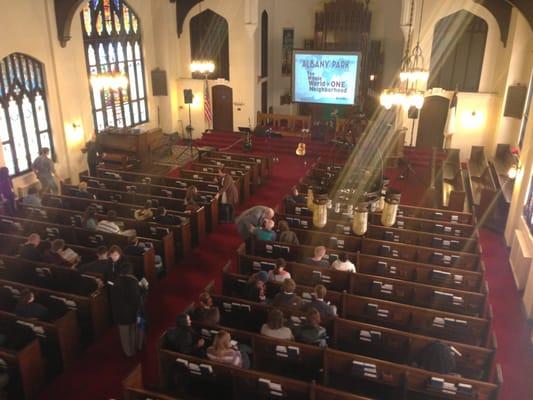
[352,202,369,236]
[381,189,401,227]
[313,196,329,229]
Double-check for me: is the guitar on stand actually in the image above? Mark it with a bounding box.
[296,128,310,165]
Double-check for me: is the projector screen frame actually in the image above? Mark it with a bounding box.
[290,49,362,106]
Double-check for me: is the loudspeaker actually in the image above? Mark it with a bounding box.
[408,106,419,119]
[504,85,527,118]
[183,89,193,104]
[151,69,168,96]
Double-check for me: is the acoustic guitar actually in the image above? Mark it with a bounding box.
[295,128,309,156]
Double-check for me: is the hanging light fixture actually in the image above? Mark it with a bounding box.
[403,0,428,84]
[190,60,216,75]
[352,201,369,236]
[313,196,329,229]
[381,189,402,227]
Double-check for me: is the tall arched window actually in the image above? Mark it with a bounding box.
[81,0,148,132]
[0,53,54,176]
[428,10,488,92]
[190,10,229,80]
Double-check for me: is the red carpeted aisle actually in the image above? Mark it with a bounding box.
[38,141,532,399]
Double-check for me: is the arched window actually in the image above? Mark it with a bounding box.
[81,0,148,132]
[0,53,54,176]
[428,10,488,92]
[190,10,229,80]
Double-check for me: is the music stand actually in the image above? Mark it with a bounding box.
[238,127,253,151]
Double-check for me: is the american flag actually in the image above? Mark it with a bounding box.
[204,79,212,128]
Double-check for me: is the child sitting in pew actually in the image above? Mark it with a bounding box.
[272,278,303,309]
[291,307,327,348]
[303,285,337,319]
[260,308,294,340]
[207,330,250,368]
[191,292,220,325]
[253,219,277,242]
[267,258,291,283]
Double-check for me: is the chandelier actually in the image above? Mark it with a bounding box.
[380,0,427,110]
[190,60,215,75]
[90,71,129,91]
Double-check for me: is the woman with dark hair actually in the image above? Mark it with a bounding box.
[111,263,141,356]
[292,307,327,347]
[164,313,205,357]
[218,168,239,223]
[0,167,15,216]
[261,308,293,340]
[83,206,98,231]
[278,220,299,245]
[267,258,291,283]
[191,292,220,325]
[184,186,201,211]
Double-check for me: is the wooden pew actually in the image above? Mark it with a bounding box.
[0,320,45,400]
[123,364,175,400]
[0,307,79,375]
[39,194,196,253]
[17,203,190,265]
[439,149,467,212]
[467,146,498,216]
[198,154,261,187]
[80,173,219,234]
[0,216,162,285]
[222,271,491,346]
[188,161,253,195]
[238,252,485,294]
[278,212,479,253]
[60,182,211,241]
[198,149,272,178]
[180,169,249,203]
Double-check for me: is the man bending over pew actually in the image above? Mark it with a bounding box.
[304,246,330,268]
[253,219,277,242]
[236,206,274,251]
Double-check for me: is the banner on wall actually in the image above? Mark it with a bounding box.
[282,28,294,76]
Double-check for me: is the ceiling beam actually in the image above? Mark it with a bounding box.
[54,0,86,47]
[474,0,512,44]
[173,0,203,37]
[507,0,533,30]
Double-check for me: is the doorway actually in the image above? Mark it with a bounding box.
[416,95,450,149]
[212,84,234,132]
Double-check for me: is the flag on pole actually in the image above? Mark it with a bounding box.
[204,79,212,129]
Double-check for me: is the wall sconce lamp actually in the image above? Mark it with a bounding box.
[507,158,521,179]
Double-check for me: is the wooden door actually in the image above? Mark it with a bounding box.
[416,95,450,149]
[212,85,234,132]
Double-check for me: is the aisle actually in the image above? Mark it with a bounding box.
[38,153,310,400]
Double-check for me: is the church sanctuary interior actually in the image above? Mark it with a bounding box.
[1,0,533,399]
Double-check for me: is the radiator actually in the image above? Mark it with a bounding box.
[509,229,532,290]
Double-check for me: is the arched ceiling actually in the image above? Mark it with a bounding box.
[55,0,532,47]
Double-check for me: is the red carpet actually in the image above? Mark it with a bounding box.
[38,140,532,399]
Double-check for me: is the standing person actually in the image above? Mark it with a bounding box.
[0,167,16,215]
[235,206,274,251]
[111,263,141,357]
[32,147,60,195]
[81,135,100,177]
[218,168,239,223]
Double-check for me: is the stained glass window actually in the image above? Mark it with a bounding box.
[0,53,54,176]
[81,0,148,132]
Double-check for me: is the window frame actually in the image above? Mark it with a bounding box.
[0,53,55,177]
[81,0,149,132]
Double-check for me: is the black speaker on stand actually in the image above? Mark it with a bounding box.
[400,105,420,180]
[173,89,198,161]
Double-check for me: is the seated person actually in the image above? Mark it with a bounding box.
[20,233,42,262]
[303,285,336,318]
[83,206,98,231]
[292,307,327,347]
[21,186,41,207]
[331,252,356,273]
[184,186,201,209]
[278,220,299,245]
[285,186,306,205]
[164,313,205,357]
[267,258,291,283]
[124,236,163,270]
[245,271,268,303]
[78,246,111,280]
[304,246,330,268]
[97,210,136,238]
[253,219,277,241]
[134,200,153,221]
[153,206,180,225]
[43,239,80,267]
[272,278,302,309]
[191,292,220,325]
[14,289,49,320]
[414,341,458,376]
[76,181,96,199]
[207,330,243,367]
[261,308,294,340]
